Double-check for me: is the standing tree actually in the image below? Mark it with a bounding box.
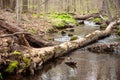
[23,0,28,12]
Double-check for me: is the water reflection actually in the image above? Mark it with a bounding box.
[4,24,120,80]
[28,50,120,80]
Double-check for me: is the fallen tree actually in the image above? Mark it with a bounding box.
[73,13,100,20]
[85,42,120,53]
[0,19,53,47]
[0,18,120,75]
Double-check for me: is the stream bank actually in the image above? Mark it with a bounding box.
[4,20,120,80]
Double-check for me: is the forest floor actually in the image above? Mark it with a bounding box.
[0,9,55,61]
[0,9,53,34]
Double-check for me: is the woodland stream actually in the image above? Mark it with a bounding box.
[4,21,120,80]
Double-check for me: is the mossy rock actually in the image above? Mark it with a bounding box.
[68,33,73,37]
[49,13,78,29]
[92,18,102,24]
[61,31,66,36]
[6,61,18,73]
[47,37,54,41]
[100,24,106,30]
[70,35,78,41]
[46,28,58,33]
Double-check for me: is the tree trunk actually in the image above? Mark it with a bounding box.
[86,42,120,53]
[0,19,53,47]
[0,18,120,75]
[23,0,28,12]
[73,13,100,20]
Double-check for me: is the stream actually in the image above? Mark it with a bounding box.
[5,21,120,80]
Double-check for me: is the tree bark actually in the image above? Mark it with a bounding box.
[73,13,100,20]
[86,42,120,53]
[23,0,28,12]
[0,19,53,47]
[0,18,120,75]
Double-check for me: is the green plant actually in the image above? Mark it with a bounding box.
[12,50,21,55]
[6,61,18,73]
[92,18,102,23]
[23,57,31,65]
[70,35,78,41]
[49,13,78,28]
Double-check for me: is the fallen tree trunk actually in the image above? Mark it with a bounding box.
[1,18,120,75]
[0,19,53,47]
[73,13,100,20]
[85,42,120,53]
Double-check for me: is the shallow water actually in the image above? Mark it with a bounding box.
[48,24,100,42]
[32,50,120,80]
[4,23,120,80]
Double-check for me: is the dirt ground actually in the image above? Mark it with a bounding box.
[0,9,53,33]
[0,9,54,54]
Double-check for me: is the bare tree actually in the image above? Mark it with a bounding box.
[23,0,28,12]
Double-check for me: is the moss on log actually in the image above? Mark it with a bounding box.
[0,18,120,75]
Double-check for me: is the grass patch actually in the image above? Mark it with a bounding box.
[49,13,78,29]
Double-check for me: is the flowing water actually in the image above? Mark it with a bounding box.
[5,21,120,80]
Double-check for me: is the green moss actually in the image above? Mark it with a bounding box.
[6,61,18,73]
[23,57,31,65]
[12,50,21,55]
[92,18,102,23]
[70,35,78,41]
[100,24,106,30]
[49,13,78,29]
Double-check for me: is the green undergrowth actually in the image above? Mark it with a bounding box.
[49,13,78,29]
[92,18,102,23]
[91,16,108,24]
[89,17,102,24]
[6,61,18,73]
[12,50,21,55]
